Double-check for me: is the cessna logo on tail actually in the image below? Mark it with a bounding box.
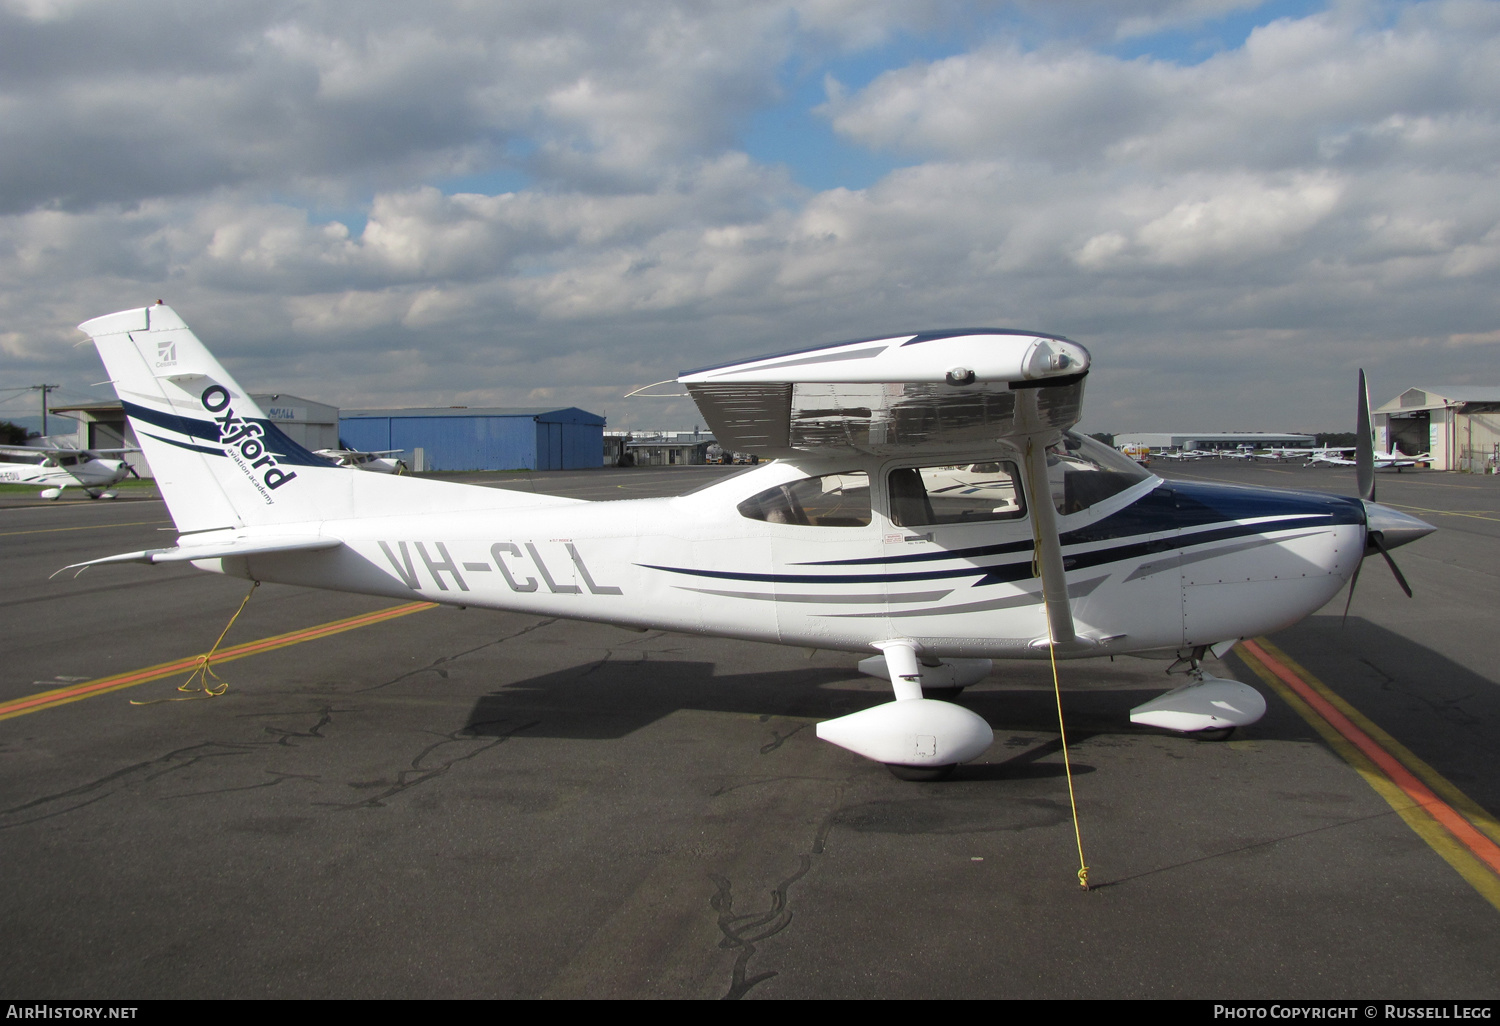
[201,384,297,496]
[156,340,177,367]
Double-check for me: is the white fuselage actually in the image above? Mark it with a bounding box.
[199,457,1365,660]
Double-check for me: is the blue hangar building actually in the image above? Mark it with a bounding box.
[339,406,606,472]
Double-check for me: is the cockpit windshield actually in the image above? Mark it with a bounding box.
[1045,430,1153,515]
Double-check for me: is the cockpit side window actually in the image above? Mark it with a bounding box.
[886,463,1026,527]
[738,472,871,527]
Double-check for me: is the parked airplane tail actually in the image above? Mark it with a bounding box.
[78,304,580,534]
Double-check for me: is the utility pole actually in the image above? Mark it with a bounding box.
[29,384,59,438]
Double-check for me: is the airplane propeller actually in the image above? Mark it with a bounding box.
[1356,368,1376,503]
[1343,368,1432,622]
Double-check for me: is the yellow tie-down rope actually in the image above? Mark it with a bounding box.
[1027,438,1091,891]
[131,580,259,705]
[1048,636,1090,891]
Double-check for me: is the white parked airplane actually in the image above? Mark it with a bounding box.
[63,305,1434,778]
[315,448,408,474]
[0,443,137,499]
[1305,445,1426,470]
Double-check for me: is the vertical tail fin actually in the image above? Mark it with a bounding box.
[79,304,584,536]
[79,304,346,533]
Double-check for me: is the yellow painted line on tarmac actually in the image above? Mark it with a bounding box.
[1236,638,1500,912]
[1383,504,1500,524]
[0,600,439,722]
[0,519,173,537]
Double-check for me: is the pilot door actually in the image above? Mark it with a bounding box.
[879,459,1040,644]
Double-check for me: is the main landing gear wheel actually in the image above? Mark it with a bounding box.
[885,763,958,782]
[1192,727,1235,742]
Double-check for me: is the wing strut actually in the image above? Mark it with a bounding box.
[1020,434,1076,646]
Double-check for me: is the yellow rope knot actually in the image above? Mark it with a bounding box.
[130,580,258,705]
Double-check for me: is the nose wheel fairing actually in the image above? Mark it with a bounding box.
[1129,673,1267,734]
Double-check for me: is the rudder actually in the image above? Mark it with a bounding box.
[79,304,351,532]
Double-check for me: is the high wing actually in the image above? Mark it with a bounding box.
[679,328,1090,646]
[678,330,1088,458]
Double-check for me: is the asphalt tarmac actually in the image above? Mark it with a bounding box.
[1,462,1497,999]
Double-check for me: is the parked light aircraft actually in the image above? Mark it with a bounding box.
[0,443,137,499]
[63,306,1434,779]
[1305,445,1426,470]
[314,448,408,474]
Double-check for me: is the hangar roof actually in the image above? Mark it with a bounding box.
[342,406,604,425]
[1375,387,1500,414]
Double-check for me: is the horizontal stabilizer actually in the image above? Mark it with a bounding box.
[61,535,341,572]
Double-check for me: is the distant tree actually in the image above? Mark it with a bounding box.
[1316,432,1356,447]
[0,420,37,445]
[1087,431,1115,447]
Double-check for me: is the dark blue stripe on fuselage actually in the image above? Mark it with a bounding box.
[645,480,1364,588]
[1060,480,1363,544]
[795,480,1363,567]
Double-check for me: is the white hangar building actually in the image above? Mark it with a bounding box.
[1112,431,1316,451]
[1375,386,1500,472]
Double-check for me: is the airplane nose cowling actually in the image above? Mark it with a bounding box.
[1362,500,1435,551]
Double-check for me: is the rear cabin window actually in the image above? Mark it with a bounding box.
[738,472,872,527]
[887,463,1026,527]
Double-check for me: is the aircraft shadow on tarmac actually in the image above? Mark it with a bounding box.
[1242,614,1500,817]
[457,659,1252,780]
[462,615,1499,804]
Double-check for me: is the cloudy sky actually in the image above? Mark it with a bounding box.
[1,0,1496,434]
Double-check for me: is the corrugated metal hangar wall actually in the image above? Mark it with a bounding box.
[339,407,605,472]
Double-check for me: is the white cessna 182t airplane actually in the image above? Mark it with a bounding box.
[0,443,137,499]
[65,305,1434,778]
